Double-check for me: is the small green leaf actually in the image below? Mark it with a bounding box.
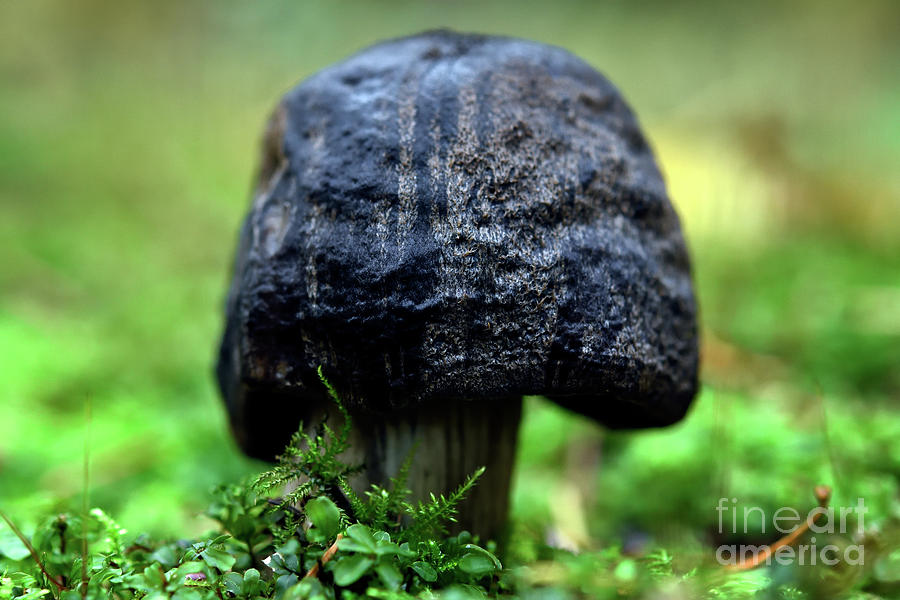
[283,551,300,573]
[149,545,177,569]
[284,578,327,600]
[277,539,301,556]
[411,561,437,582]
[223,572,243,595]
[305,497,341,541]
[345,523,377,553]
[275,573,299,596]
[441,584,486,600]
[463,544,502,570]
[208,534,231,546]
[141,565,166,591]
[373,531,391,542]
[374,541,402,556]
[331,554,374,586]
[239,567,267,595]
[201,546,236,572]
[375,561,403,590]
[337,538,374,554]
[0,521,31,561]
[171,589,203,600]
[458,552,496,576]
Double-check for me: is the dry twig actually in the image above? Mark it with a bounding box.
[303,533,344,579]
[726,485,832,572]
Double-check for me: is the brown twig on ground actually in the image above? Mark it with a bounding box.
[0,509,68,590]
[726,484,833,572]
[303,534,344,579]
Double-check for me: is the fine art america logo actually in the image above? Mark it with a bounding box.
[715,486,867,567]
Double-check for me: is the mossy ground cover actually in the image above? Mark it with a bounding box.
[1,2,898,598]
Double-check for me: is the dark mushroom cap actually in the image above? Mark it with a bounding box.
[217,31,699,459]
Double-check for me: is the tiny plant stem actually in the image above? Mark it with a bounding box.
[0,509,68,591]
[725,485,832,572]
[57,516,67,556]
[56,517,68,588]
[81,397,92,599]
[303,533,343,580]
[817,385,844,495]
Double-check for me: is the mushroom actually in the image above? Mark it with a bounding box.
[216,31,698,539]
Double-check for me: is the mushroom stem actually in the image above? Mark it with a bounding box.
[318,397,522,540]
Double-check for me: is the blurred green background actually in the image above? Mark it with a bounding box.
[1,0,898,588]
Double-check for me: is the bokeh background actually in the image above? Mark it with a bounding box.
[2,0,899,592]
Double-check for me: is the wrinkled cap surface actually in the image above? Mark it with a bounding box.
[217,31,699,459]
